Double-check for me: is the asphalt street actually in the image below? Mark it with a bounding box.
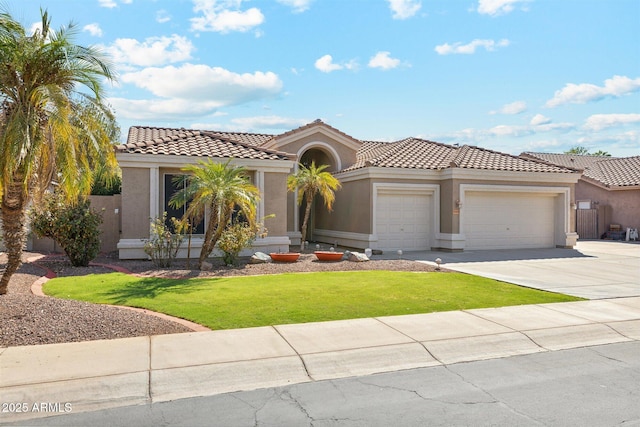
[10,341,640,427]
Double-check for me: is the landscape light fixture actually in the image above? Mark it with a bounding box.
[435,258,442,271]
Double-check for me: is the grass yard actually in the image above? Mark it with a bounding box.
[44,271,583,330]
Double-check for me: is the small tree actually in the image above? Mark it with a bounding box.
[30,194,103,267]
[217,216,271,266]
[169,159,260,270]
[217,222,258,266]
[143,213,184,268]
[287,161,341,245]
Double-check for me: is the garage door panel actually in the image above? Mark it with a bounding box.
[464,192,555,250]
[376,192,432,251]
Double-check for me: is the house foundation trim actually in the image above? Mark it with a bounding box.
[313,229,375,250]
[117,236,291,260]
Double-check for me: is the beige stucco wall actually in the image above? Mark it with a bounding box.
[263,172,288,236]
[30,195,122,254]
[314,179,371,234]
[278,132,358,170]
[576,181,640,230]
[121,167,151,239]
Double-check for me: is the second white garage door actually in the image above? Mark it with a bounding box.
[463,191,555,250]
[376,190,432,251]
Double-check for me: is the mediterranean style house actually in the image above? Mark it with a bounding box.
[115,120,581,259]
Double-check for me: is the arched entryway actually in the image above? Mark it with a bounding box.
[294,144,340,245]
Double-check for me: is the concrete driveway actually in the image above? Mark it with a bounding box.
[400,241,640,300]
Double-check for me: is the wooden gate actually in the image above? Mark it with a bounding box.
[577,209,598,239]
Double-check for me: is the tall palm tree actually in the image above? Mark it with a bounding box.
[287,161,341,246]
[169,159,260,270]
[0,10,118,294]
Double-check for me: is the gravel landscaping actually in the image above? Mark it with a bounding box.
[0,251,439,348]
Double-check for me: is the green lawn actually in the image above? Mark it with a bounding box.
[44,271,582,330]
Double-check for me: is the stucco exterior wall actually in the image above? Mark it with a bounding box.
[120,167,151,239]
[576,181,640,230]
[263,172,288,236]
[314,179,371,234]
[278,133,358,170]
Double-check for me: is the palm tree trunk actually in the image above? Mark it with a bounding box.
[0,179,28,295]
[198,209,229,270]
[300,191,314,245]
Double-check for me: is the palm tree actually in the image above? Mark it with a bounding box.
[169,159,260,270]
[565,146,590,155]
[0,10,118,294]
[287,161,341,246]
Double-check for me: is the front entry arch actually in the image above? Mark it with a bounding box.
[292,143,341,244]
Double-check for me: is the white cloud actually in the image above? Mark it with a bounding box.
[435,39,510,55]
[105,35,194,67]
[583,113,640,131]
[156,10,172,23]
[98,0,117,8]
[109,97,223,120]
[83,23,103,37]
[387,0,421,20]
[98,0,131,8]
[191,0,265,33]
[530,113,551,126]
[230,115,310,130]
[368,51,401,70]
[490,100,526,115]
[477,0,530,16]
[276,0,312,13]
[546,75,640,108]
[121,63,283,106]
[315,54,358,73]
[29,22,43,37]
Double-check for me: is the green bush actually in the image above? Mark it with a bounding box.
[143,213,184,267]
[30,195,103,267]
[217,221,258,266]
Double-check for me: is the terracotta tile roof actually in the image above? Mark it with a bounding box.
[117,126,292,161]
[207,131,274,147]
[522,152,640,187]
[343,139,575,173]
[272,119,361,144]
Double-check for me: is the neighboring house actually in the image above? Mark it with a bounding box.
[521,152,640,239]
[116,120,581,259]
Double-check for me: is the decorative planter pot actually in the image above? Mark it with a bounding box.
[314,251,344,262]
[269,252,300,263]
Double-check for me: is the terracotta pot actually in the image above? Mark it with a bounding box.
[314,251,344,262]
[269,252,300,263]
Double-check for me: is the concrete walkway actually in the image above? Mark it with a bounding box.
[395,241,640,299]
[2,297,640,423]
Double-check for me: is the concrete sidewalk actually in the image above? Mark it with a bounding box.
[2,297,639,423]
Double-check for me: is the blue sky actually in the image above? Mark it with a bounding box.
[11,0,640,156]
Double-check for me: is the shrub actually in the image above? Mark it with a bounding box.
[143,213,184,267]
[30,195,103,267]
[217,222,257,266]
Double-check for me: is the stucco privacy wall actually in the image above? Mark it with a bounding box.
[30,195,122,254]
[576,181,639,231]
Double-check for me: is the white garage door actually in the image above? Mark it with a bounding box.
[464,192,555,250]
[376,191,431,251]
